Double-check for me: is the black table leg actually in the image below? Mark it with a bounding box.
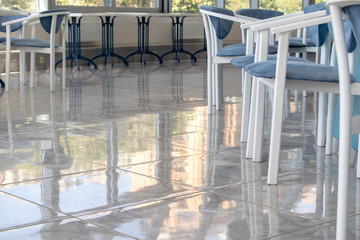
[125,16,162,65]
[56,16,97,71]
[89,16,128,67]
[160,16,196,62]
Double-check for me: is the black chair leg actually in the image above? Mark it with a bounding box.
[0,79,4,88]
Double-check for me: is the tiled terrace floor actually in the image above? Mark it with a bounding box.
[0,59,359,239]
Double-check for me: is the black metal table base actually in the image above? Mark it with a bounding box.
[125,16,162,65]
[56,16,98,71]
[89,16,128,67]
[160,16,196,62]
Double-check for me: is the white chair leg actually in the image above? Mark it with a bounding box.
[357,135,360,179]
[30,52,35,88]
[212,63,217,106]
[326,93,335,155]
[240,71,252,142]
[207,55,212,114]
[19,51,25,85]
[267,84,285,185]
[252,80,266,163]
[5,41,11,92]
[50,53,55,92]
[317,92,327,147]
[267,30,289,185]
[62,49,66,90]
[216,64,222,111]
[246,76,259,159]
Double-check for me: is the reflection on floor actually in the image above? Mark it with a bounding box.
[0,60,359,239]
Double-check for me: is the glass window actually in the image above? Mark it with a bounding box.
[259,0,302,14]
[55,0,106,7]
[225,0,249,12]
[116,0,158,8]
[172,0,216,13]
[0,0,38,12]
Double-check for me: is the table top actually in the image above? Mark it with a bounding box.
[70,12,201,18]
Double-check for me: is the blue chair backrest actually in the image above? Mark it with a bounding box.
[235,9,284,19]
[39,9,69,34]
[304,2,329,47]
[0,10,29,33]
[344,5,360,47]
[200,5,234,40]
[328,18,357,53]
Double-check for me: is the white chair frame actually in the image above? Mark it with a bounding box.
[3,11,69,92]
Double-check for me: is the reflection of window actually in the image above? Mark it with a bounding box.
[1,0,38,12]
[171,0,216,13]
[225,0,249,12]
[259,0,302,14]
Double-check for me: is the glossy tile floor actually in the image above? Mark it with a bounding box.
[1,59,360,239]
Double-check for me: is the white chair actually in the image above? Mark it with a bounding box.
[0,9,30,89]
[3,9,69,92]
[231,5,328,145]
[327,0,360,238]
[199,6,282,114]
[243,8,359,184]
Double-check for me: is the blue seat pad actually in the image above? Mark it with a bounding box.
[231,54,313,68]
[217,43,278,57]
[245,60,356,83]
[289,37,316,47]
[0,37,20,43]
[4,38,59,48]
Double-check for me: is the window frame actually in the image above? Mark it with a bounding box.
[49,0,164,13]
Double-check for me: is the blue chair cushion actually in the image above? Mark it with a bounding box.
[235,9,283,19]
[39,9,69,34]
[4,38,59,48]
[289,37,316,47]
[0,37,20,43]
[244,60,356,83]
[231,54,313,68]
[304,2,329,47]
[200,5,234,40]
[275,38,307,48]
[217,43,278,57]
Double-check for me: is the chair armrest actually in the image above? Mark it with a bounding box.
[241,11,304,30]
[2,11,70,26]
[199,9,257,24]
[250,10,327,31]
[271,15,331,34]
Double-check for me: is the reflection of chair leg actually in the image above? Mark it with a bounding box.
[5,94,14,154]
[267,185,279,237]
[356,179,360,239]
